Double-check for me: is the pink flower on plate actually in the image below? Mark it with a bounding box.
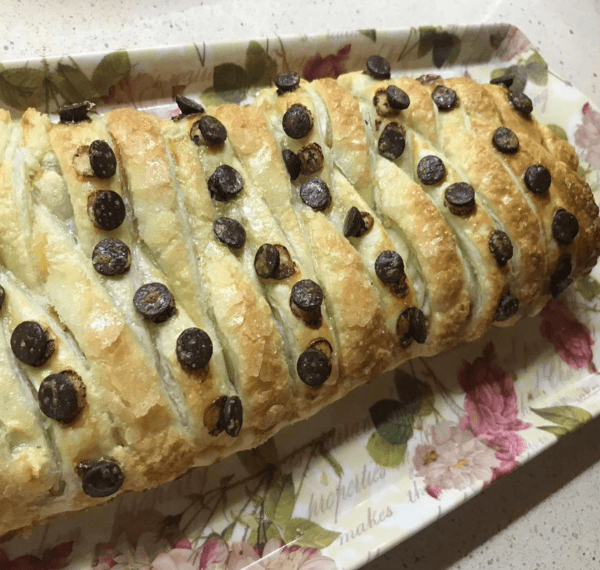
[483,430,528,484]
[413,422,500,491]
[144,547,196,570]
[458,343,531,485]
[0,541,74,570]
[93,547,118,570]
[303,44,351,81]
[199,539,229,570]
[225,542,260,570]
[213,539,338,570]
[574,102,600,169]
[458,343,530,437]
[540,299,596,370]
[498,26,532,62]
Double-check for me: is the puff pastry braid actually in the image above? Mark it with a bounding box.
[0,56,598,537]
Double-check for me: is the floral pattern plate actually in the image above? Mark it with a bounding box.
[1,23,600,570]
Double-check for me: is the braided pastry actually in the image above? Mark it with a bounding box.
[0,55,598,537]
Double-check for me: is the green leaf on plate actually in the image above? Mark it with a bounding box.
[240,513,258,530]
[221,522,235,542]
[432,33,461,68]
[546,123,568,141]
[91,50,131,96]
[393,369,435,417]
[52,63,97,103]
[359,29,377,43]
[522,50,548,86]
[369,399,414,445]
[244,42,277,86]
[201,87,224,107]
[575,274,600,301]
[538,425,570,438]
[238,437,279,474]
[264,471,295,525]
[247,528,258,547]
[318,445,344,478]
[0,67,46,109]
[531,405,592,431]
[417,380,436,417]
[213,62,250,103]
[248,522,282,548]
[245,485,263,506]
[283,518,340,549]
[417,26,437,57]
[266,521,282,542]
[366,431,407,468]
[245,41,268,84]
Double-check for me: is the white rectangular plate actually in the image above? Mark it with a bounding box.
[2,23,600,570]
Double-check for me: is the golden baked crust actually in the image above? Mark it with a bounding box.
[0,69,598,538]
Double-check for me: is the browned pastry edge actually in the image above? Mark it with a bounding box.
[0,71,599,539]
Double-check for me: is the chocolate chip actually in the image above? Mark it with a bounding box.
[524,165,551,195]
[494,291,519,321]
[373,89,395,118]
[282,149,302,180]
[297,348,332,387]
[552,209,579,245]
[254,244,280,278]
[271,244,296,280]
[444,182,476,216]
[176,328,213,371]
[92,238,131,276]
[375,250,405,284]
[204,396,243,437]
[222,396,243,437]
[343,206,367,238]
[492,126,519,154]
[208,165,244,202]
[282,104,313,139]
[373,87,409,117]
[88,140,117,179]
[213,217,246,249]
[291,279,323,312]
[0,285,4,310]
[508,90,533,116]
[59,101,93,124]
[299,178,331,211]
[79,459,124,498]
[274,70,300,94]
[387,85,410,110]
[417,155,446,185]
[174,94,205,116]
[298,142,324,175]
[431,85,458,111]
[133,283,176,323]
[11,321,55,367]
[191,116,227,146]
[88,190,126,231]
[38,370,86,424]
[378,122,406,160]
[488,230,513,267]
[550,256,573,298]
[417,74,441,86]
[366,55,391,80]
[396,307,427,348]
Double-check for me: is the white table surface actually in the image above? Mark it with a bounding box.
[2,1,599,568]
